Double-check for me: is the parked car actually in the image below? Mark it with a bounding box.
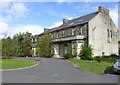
[113,59,120,73]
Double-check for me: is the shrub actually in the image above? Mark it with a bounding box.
[63,53,74,59]
[79,44,93,60]
[45,53,54,58]
[94,56,101,62]
[110,54,118,57]
[94,55,120,63]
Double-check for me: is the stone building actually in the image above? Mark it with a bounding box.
[32,6,119,57]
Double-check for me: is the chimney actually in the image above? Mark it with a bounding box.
[98,6,109,15]
[44,28,50,32]
[63,18,69,24]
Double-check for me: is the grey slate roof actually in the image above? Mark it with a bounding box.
[36,11,99,37]
[50,11,98,32]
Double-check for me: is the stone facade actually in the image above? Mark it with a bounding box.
[32,6,119,57]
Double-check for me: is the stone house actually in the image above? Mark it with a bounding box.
[32,6,119,58]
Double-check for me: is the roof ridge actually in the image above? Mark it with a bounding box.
[49,11,98,32]
[68,11,98,22]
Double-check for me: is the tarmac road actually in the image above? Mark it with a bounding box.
[2,58,119,83]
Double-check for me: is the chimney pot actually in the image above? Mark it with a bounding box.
[63,18,69,24]
[98,6,109,15]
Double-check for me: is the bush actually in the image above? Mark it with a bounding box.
[79,44,93,60]
[46,53,54,58]
[110,54,118,57]
[94,55,120,63]
[94,56,101,62]
[63,53,74,59]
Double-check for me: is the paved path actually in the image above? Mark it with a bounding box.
[2,58,119,83]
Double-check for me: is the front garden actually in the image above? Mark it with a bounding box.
[65,44,120,74]
[0,59,38,70]
[68,55,120,74]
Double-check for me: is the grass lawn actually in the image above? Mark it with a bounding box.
[68,56,120,74]
[0,59,38,70]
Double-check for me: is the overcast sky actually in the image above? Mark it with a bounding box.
[0,1,119,38]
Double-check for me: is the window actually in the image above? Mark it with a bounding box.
[67,29,72,37]
[56,33,58,38]
[53,33,55,39]
[110,30,112,38]
[32,38,35,42]
[61,31,64,37]
[79,28,83,35]
[51,33,53,39]
[107,29,110,37]
[35,37,37,42]
[72,29,74,36]
[73,29,76,36]
[116,32,118,39]
[64,30,67,37]
[59,31,62,38]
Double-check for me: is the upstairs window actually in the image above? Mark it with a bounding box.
[32,38,35,42]
[35,37,37,42]
[51,33,53,39]
[115,32,118,39]
[61,31,64,37]
[107,29,113,39]
[107,29,110,37]
[67,29,72,37]
[110,30,112,38]
[79,28,83,35]
[72,29,74,36]
[64,30,67,37]
[73,29,76,36]
[56,33,58,38]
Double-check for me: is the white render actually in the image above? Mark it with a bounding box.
[88,7,119,56]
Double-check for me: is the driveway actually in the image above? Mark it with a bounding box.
[2,58,119,83]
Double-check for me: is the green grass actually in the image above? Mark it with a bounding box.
[0,59,38,70]
[68,57,118,74]
[100,56,120,63]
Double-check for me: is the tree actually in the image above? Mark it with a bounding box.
[37,32,53,58]
[23,32,32,57]
[16,33,24,57]
[12,34,19,57]
[2,37,13,58]
[79,44,93,60]
[2,32,31,58]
